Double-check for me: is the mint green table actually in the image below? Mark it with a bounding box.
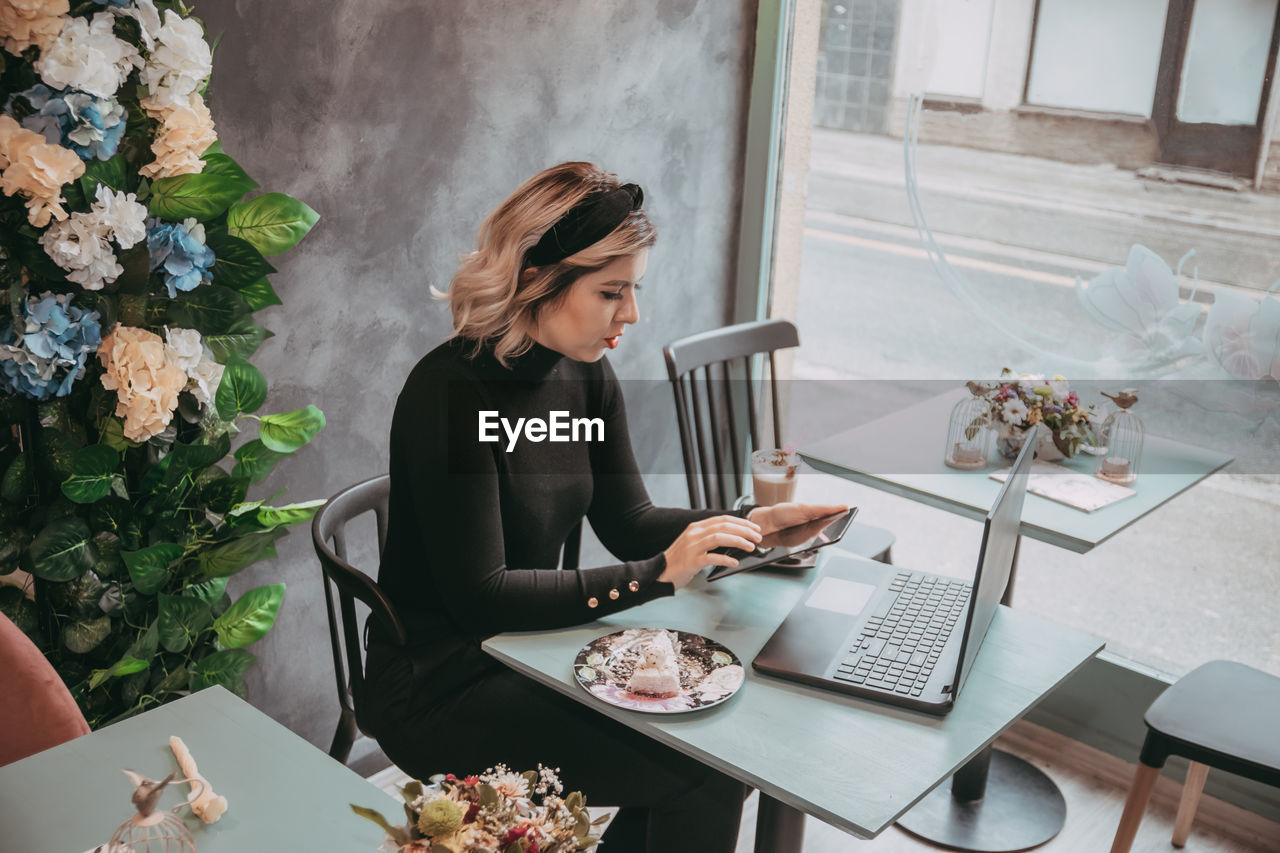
[0,686,396,852]
[799,389,1231,850]
[483,552,1103,851]
[801,389,1233,555]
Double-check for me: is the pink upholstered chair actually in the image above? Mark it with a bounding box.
[0,611,90,766]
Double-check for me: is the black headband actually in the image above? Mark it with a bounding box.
[525,183,644,268]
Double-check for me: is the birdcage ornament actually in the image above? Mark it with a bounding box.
[107,769,203,853]
[944,383,993,469]
[1094,390,1143,486]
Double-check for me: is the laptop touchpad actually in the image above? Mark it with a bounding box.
[804,576,876,616]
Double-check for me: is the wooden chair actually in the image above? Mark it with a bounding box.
[1110,660,1280,852]
[663,318,894,562]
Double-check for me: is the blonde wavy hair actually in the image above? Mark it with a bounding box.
[437,162,656,366]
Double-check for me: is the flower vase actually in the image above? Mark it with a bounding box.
[996,432,1028,460]
[997,430,1065,461]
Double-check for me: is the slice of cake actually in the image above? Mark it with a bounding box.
[625,630,682,697]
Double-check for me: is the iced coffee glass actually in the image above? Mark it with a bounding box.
[750,449,798,506]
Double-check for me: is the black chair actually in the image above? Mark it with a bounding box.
[1110,660,1280,852]
[312,475,585,765]
[663,319,894,563]
[311,474,405,764]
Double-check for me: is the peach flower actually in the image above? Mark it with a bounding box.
[0,114,84,226]
[0,0,69,56]
[98,325,187,442]
[139,92,216,180]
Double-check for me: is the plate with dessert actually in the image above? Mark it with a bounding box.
[572,627,745,713]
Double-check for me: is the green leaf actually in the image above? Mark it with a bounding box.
[349,805,409,846]
[201,476,249,513]
[233,276,282,312]
[227,192,319,255]
[63,615,112,654]
[126,620,159,661]
[28,516,96,582]
[91,530,125,579]
[188,647,255,691]
[165,434,232,483]
[197,528,286,578]
[48,569,105,618]
[207,232,275,289]
[215,357,267,419]
[204,314,273,363]
[183,576,227,606]
[122,542,183,595]
[79,153,129,200]
[0,586,38,637]
[165,285,251,336]
[253,500,325,531]
[148,153,259,220]
[231,439,289,484]
[108,242,152,295]
[477,783,500,809]
[212,583,284,647]
[61,445,121,504]
[1,453,30,504]
[157,593,212,653]
[88,656,148,690]
[258,405,325,453]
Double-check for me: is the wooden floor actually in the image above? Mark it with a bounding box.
[369,721,1280,851]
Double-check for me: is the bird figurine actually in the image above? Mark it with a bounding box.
[1101,389,1139,410]
[122,769,177,818]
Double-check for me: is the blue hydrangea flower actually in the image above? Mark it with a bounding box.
[7,84,126,161]
[147,218,217,298]
[0,292,103,400]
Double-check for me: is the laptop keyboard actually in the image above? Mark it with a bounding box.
[832,571,972,697]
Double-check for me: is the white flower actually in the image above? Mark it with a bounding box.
[1000,399,1028,425]
[35,12,142,99]
[39,212,120,290]
[114,0,162,51]
[90,185,148,249]
[1048,377,1070,401]
[138,9,212,109]
[164,327,203,374]
[187,354,224,406]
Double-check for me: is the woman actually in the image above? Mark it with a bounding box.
[364,162,843,852]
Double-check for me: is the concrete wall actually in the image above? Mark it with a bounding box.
[196,0,758,750]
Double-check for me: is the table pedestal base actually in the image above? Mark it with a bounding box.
[895,749,1066,852]
[755,793,806,853]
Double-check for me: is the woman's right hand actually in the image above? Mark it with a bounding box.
[659,515,763,589]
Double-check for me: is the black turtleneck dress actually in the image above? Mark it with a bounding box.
[362,337,748,853]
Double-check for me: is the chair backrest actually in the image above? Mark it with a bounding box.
[311,474,406,729]
[0,611,90,766]
[663,319,800,509]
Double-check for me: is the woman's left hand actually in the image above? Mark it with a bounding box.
[746,502,848,536]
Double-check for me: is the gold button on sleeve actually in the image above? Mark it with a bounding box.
[628,580,640,592]
[609,588,620,600]
[587,597,599,608]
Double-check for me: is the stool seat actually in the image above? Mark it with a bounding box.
[1144,660,1280,785]
[1111,660,1280,852]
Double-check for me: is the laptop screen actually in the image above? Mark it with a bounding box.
[950,424,1038,698]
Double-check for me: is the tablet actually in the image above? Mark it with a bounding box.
[705,508,858,582]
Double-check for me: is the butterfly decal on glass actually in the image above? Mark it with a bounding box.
[1075,244,1205,370]
[1203,281,1280,381]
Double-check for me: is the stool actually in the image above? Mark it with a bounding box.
[1110,660,1280,852]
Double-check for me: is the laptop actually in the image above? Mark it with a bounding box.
[752,425,1038,715]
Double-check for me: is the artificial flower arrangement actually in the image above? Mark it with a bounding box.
[0,0,322,728]
[974,369,1098,458]
[352,766,607,853]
